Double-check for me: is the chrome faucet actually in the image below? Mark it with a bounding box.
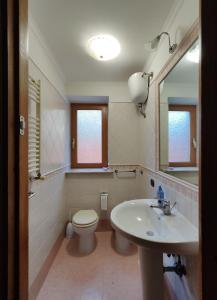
[150,200,176,216]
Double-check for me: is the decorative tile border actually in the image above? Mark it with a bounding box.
[141,166,198,202]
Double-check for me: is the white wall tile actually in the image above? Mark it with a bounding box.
[28,60,69,287]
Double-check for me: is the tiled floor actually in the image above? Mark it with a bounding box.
[37,231,143,300]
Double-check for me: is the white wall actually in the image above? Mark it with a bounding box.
[28,16,70,289]
[65,81,141,221]
[144,0,199,77]
[66,81,130,103]
[66,81,140,165]
[29,16,66,98]
[109,103,140,164]
[139,0,199,299]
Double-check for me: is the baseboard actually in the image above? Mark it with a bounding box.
[29,233,64,300]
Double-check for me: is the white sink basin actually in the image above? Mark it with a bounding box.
[111,199,199,300]
[111,199,198,255]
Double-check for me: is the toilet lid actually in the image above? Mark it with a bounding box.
[72,210,98,226]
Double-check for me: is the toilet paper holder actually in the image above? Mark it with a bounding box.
[100,192,108,210]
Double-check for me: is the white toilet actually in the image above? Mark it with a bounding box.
[72,209,99,254]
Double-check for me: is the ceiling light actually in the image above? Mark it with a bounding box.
[87,34,121,61]
[186,44,200,63]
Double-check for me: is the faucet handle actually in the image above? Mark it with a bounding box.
[171,201,177,211]
[163,200,176,209]
[162,201,176,215]
[163,199,170,206]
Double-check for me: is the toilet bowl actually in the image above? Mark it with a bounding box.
[72,209,99,254]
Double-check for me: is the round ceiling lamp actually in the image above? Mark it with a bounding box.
[87,34,121,61]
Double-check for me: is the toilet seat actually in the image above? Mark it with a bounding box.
[72,210,98,227]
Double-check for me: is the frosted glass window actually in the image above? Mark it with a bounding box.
[77,110,102,163]
[169,111,190,162]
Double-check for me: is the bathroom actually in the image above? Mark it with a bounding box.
[25,0,201,299]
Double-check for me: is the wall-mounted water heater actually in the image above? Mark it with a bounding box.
[128,71,153,117]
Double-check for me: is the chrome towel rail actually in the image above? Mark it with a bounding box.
[115,169,136,174]
[115,169,137,178]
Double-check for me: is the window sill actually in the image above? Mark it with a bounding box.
[65,168,114,175]
[163,167,199,172]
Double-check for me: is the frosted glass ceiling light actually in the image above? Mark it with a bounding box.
[87,34,121,61]
[187,45,200,63]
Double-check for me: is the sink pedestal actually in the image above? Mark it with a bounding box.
[139,247,163,300]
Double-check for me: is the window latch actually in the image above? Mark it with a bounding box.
[19,115,26,136]
[192,137,197,149]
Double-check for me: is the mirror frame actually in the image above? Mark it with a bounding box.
[155,20,199,191]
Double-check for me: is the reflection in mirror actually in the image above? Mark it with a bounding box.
[159,40,199,186]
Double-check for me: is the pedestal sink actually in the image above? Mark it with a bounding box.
[111,199,198,300]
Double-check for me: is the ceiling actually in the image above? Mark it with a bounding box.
[29,0,175,83]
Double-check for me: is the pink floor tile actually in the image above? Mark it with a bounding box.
[37,231,143,300]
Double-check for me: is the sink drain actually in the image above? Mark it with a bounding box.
[146,230,154,236]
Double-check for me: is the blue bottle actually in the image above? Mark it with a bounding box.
[156,185,164,207]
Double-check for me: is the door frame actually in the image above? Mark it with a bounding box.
[200,1,217,299]
[0,0,28,299]
[1,0,217,299]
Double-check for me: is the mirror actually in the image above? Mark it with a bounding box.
[159,40,199,186]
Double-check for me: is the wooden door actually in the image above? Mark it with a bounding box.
[0,0,28,299]
[200,1,217,299]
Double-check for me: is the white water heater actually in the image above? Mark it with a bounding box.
[128,72,149,104]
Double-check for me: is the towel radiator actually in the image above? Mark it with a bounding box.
[28,76,41,179]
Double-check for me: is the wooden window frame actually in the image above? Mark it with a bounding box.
[168,105,196,167]
[71,104,108,168]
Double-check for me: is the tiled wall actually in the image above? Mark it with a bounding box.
[138,55,199,300]
[65,166,143,220]
[138,1,199,294]
[29,60,70,174]
[138,82,157,169]
[28,59,70,288]
[140,168,199,300]
[65,101,141,219]
[29,172,67,286]
[141,168,198,227]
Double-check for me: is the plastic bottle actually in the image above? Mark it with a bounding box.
[156,185,164,207]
